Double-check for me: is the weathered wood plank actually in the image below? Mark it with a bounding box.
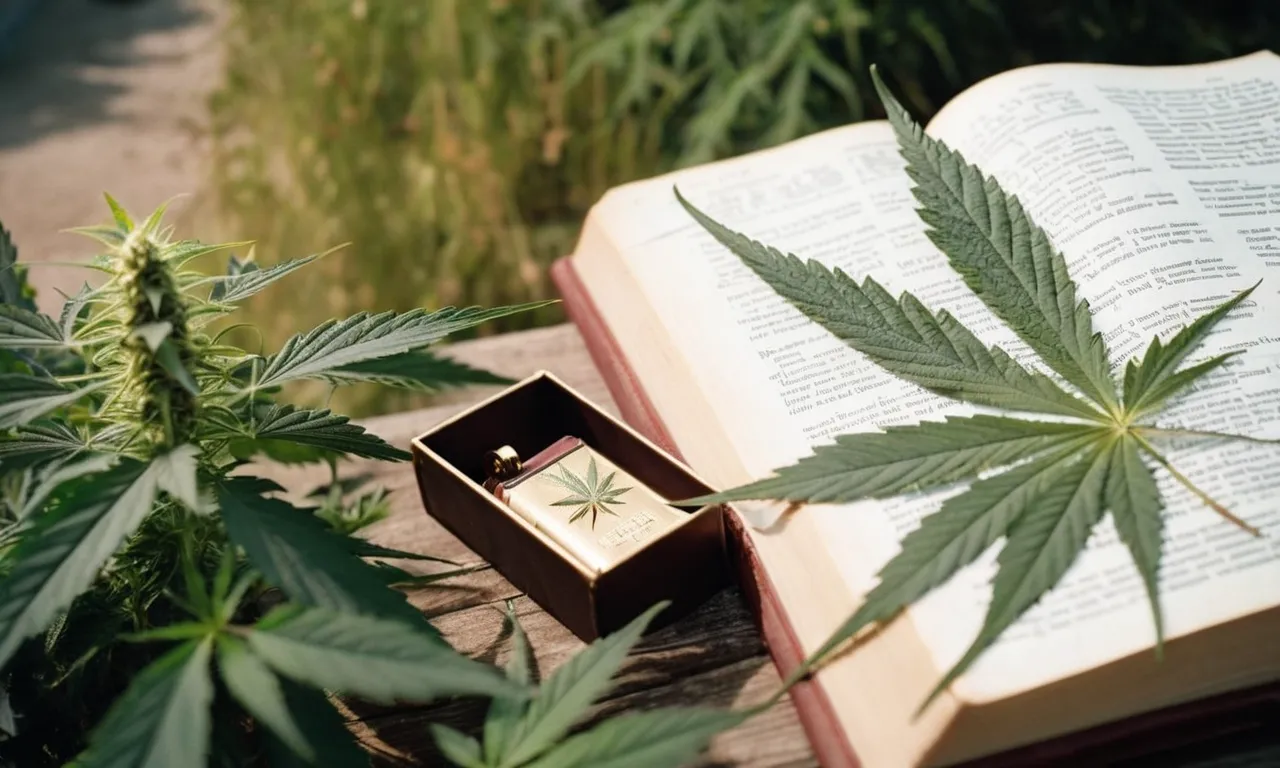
[256,324,815,767]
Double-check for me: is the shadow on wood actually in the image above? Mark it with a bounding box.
[345,590,772,766]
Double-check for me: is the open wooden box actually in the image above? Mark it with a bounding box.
[410,371,730,640]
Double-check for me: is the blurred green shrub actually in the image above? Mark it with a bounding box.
[212,0,1276,403]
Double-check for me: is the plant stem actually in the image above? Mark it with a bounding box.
[1136,425,1280,445]
[1132,433,1262,537]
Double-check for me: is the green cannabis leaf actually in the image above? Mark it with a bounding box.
[326,349,514,392]
[483,602,534,764]
[217,636,316,764]
[522,708,746,768]
[675,66,1274,711]
[253,304,554,390]
[0,461,160,667]
[0,223,33,311]
[260,678,370,768]
[544,455,633,527]
[434,601,743,768]
[101,583,527,768]
[217,478,428,626]
[0,374,102,429]
[0,421,94,472]
[73,638,215,768]
[245,605,521,704]
[215,403,411,462]
[205,250,323,305]
[0,303,64,348]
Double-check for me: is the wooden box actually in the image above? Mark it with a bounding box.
[410,371,730,640]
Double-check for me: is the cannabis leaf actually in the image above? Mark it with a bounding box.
[674,66,1273,710]
[668,208,1100,421]
[433,724,486,768]
[874,73,1118,411]
[260,679,370,768]
[498,602,663,767]
[923,441,1113,703]
[207,251,322,304]
[0,304,63,348]
[17,453,119,520]
[483,602,534,764]
[245,605,524,704]
[217,636,315,763]
[0,374,101,429]
[705,416,1105,503]
[1121,285,1256,417]
[222,404,410,461]
[0,223,35,311]
[253,303,555,389]
[163,239,253,269]
[0,460,159,667]
[522,708,745,768]
[68,224,127,249]
[152,444,200,511]
[60,282,94,340]
[327,349,513,391]
[218,478,427,626]
[73,638,214,768]
[104,192,134,230]
[544,455,633,527]
[438,602,743,768]
[346,537,461,565]
[0,421,93,472]
[1105,433,1165,639]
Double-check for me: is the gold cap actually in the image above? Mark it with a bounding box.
[484,445,523,482]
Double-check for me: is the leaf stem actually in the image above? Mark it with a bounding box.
[54,370,116,385]
[1132,433,1261,537]
[1135,426,1280,446]
[17,260,114,273]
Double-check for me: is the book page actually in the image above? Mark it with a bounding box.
[587,53,1280,704]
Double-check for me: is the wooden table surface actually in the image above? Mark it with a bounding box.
[266,324,816,767]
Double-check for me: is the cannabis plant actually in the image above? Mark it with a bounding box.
[679,69,1275,709]
[0,201,550,766]
[432,602,743,768]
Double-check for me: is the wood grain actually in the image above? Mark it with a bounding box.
[263,324,817,767]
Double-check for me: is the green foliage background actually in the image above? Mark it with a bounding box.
[212,0,1277,391]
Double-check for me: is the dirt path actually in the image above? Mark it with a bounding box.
[0,0,224,314]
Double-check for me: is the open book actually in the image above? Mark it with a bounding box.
[552,52,1280,766]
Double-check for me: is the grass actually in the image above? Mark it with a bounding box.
[210,0,1279,415]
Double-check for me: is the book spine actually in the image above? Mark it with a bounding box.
[551,257,862,768]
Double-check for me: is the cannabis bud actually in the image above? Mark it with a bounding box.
[115,224,200,448]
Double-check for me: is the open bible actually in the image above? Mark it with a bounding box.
[552,52,1280,766]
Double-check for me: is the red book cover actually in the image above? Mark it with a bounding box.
[550,256,1280,767]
